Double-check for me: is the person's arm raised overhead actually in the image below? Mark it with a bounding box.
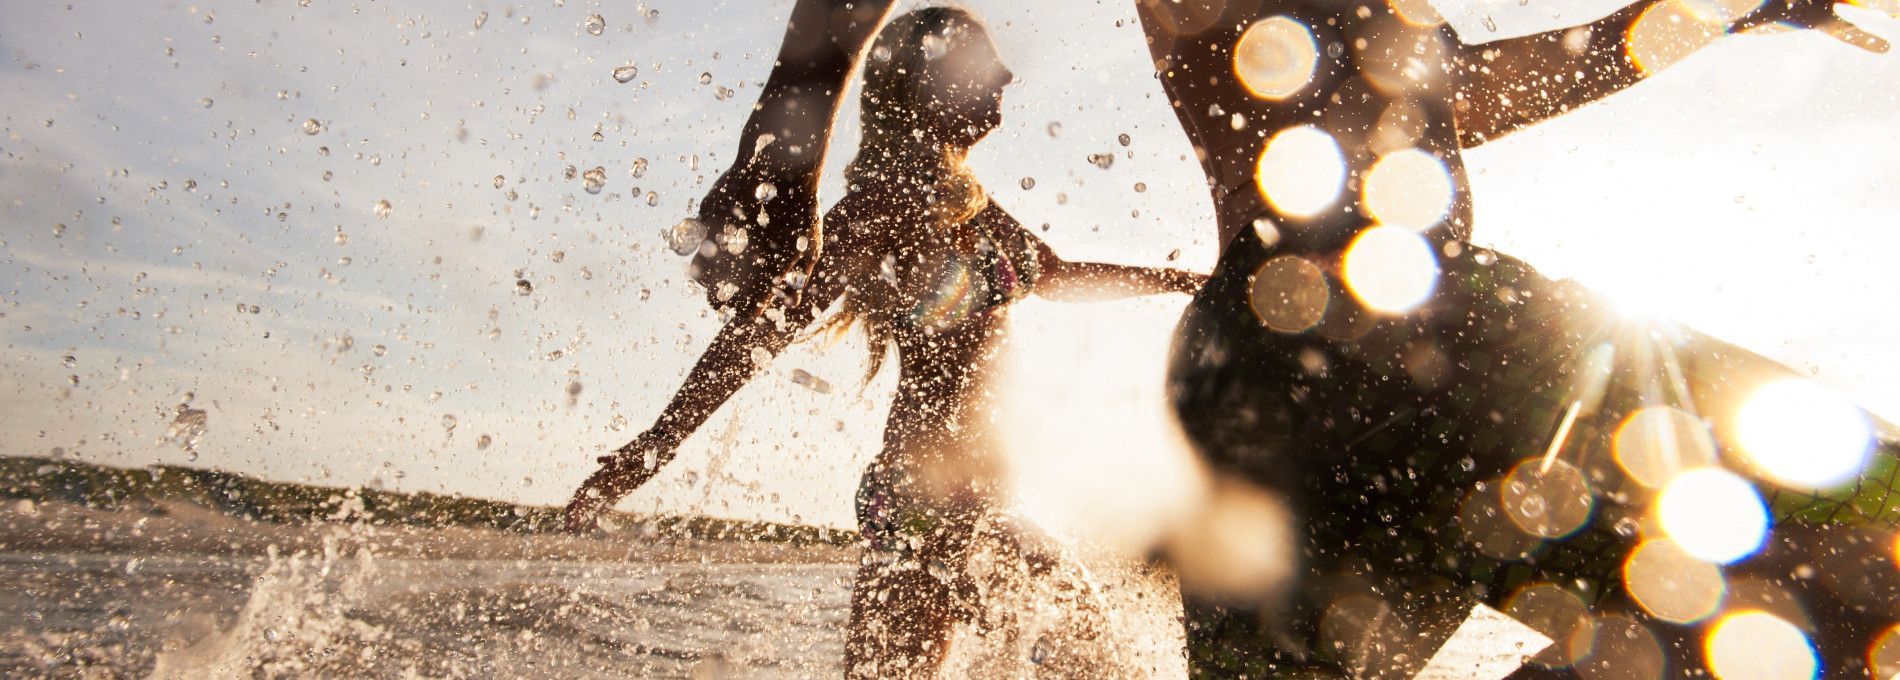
[687,0,894,318]
[1451,0,1890,146]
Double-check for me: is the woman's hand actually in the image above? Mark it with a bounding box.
[688,162,820,312]
[1732,0,1891,53]
[562,430,679,534]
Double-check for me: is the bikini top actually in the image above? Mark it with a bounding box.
[900,216,1041,332]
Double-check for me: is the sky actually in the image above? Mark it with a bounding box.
[2,0,1896,530]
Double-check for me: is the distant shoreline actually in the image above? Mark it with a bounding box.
[0,456,857,564]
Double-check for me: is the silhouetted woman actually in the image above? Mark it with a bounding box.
[563,8,1203,677]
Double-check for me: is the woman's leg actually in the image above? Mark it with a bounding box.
[846,555,962,679]
[845,463,981,679]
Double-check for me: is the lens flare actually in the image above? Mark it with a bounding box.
[1570,614,1665,680]
[1870,623,1900,679]
[1626,0,1727,75]
[1502,458,1595,539]
[1248,255,1330,333]
[1386,0,1446,26]
[1613,407,1717,489]
[1363,148,1453,231]
[1657,468,1768,564]
[1623,539,1726,623]
[1503,583,1590,669]
[1255,126,1346,219]
[1705,610,1817,680]
[1736,378,1874,490]
[1233,16,1320,100]
[1341,226,1438,313]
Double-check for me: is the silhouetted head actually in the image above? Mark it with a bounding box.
[860,7,1014,149]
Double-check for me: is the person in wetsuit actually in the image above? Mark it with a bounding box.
[628,0,1900,676]
[563,9,1205,677]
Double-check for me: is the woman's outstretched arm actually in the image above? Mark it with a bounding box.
[1035,253,1207,302]
[1452,0,1889,146]
[564,218,859,532]
[563,314,805,532]
[984,204,1204,302]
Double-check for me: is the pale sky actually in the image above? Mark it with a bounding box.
[2,0,1896,529]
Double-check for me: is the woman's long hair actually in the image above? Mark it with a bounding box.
[818,7,994,383]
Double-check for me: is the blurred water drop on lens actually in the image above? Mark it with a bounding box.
[753,182,778,202]
[583,13,606,36]
[1736,378,1873,490]
[301,118,322,135]
[1233,16,1319,100]
[1254,125,1344,218]
[1658,468,1768,564]
[613,65,638,83]
[921,33,948,60]
[582,166,607,195]
[373,199,393,219]
[1704,610,1816,680]
[1019,177,1036,190]
[1341,226,1438,313]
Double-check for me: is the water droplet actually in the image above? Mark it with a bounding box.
[921,33,948,60]
[1166,248,1181,261]
[871,45,892,62]
[1135,182,1148,193]
[441,414,458,432]
[583,13,606,36]
[631,157,648,178]
[1019,177,1036,190]
[1031,636,1053,664]
[1088,153,1115,169]
[753,182,778,202]
[199,97,214,109]
[300,118,322,135]
[1046,121,1062,137]
[645,191,659,207]
[373,199,393,219]
[612,65,638,83]
[61,355,76,368]
[698,72,713,85]
[582,166,606,195]
[720,226,750,255]
[263,627,280,642]
[515,279,533,296]
[1482,14,1498,31]
[474,11,488,29]
[492,175,505,190]
[665,218,708,256]
[371,344,387,357]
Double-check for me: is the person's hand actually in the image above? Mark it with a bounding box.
[1731,0,1891,53]
[562,430,677,534]
[686,155,822,313]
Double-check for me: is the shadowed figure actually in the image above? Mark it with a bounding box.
[610,0,1900,677]
[563,8,1205,677]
